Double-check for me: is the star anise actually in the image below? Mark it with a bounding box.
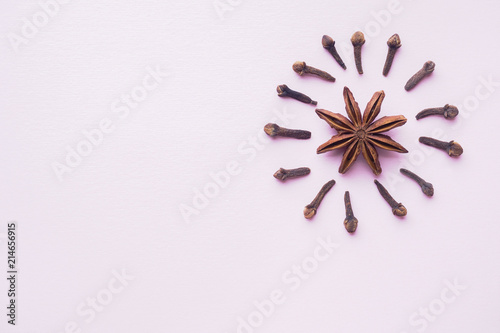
[316,87,408,175]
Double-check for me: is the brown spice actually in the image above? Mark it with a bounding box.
[400,168,434,197]
[404,61,435,91]
[351,31,365,74]
[273,167,310,181]
[264,123,311,140]
[343,191,358,233]
[419,137,463,157]
[304,179,335,219]
[293,61,336,82]
[416,104,459,120]
[322,35,346,70]
[382,34,401,76]
[374,180,407,217]
[277,84,317,105]
[316,87,407,175]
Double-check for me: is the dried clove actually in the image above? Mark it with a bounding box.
[304,179,336,219]
[416,104,459,120]
[419,137,463,157]
[264,123,311,140]
[400,168,434,197]
[351,31,365,74]
[404,61,435,91]
[374,180,407,217]
[343,191,358,233]
[273,167,310,181]
[277,84,317,105]
[382,34,401,76]
[293,61,336,82]
[322,35,346,70]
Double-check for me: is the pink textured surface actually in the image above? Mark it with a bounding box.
[1,0,499,332]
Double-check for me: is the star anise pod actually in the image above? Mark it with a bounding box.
[316,87,408,175]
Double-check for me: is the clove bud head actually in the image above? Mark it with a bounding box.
[423,61,435,73]
[387,34,401,49]
[273,168,287,181]
[421,182,434,197]
[292,61,307,75]
[344,216,358,233]
[322,35,335,48]
[303,206,316,220]
[264,123,280,137]
[351,31,365,46]
[392,203,407,217]
[443,104,459,119]
[273,167,310,181]
[447,141,463,157]
[276,84,288,96]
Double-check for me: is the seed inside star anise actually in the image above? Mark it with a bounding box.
[316,87,408,175]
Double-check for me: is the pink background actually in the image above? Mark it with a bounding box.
[1,0,500,332]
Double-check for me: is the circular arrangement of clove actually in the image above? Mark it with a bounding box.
[266,31,463,234]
